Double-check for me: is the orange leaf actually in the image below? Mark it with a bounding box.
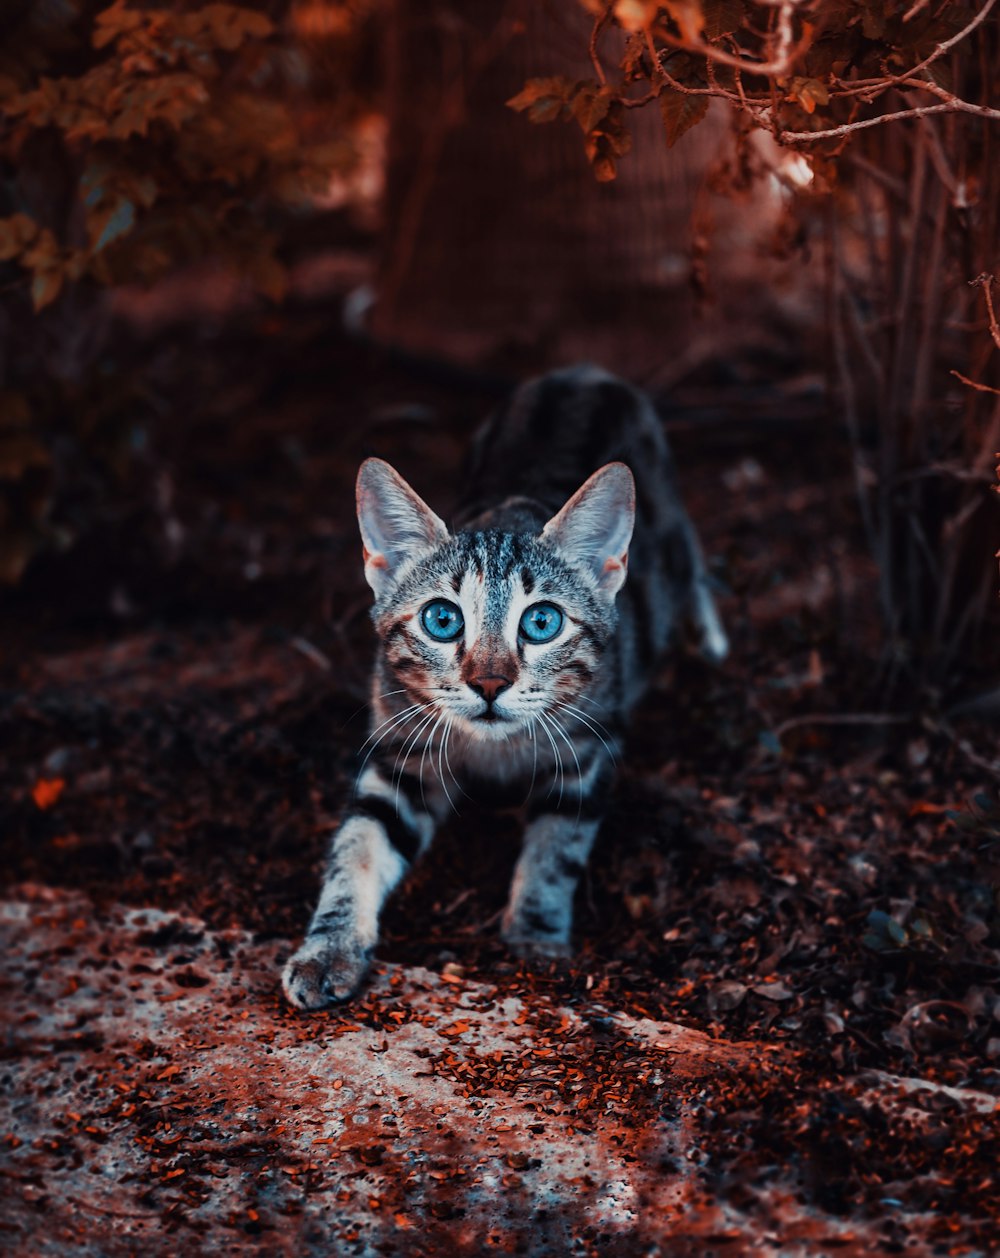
[32,778,65,810]
[909,801,948,816]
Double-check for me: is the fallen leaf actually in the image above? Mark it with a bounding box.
[32,778,65,810]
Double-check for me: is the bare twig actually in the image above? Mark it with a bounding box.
[290,637,332,672]
[778,99,1000,144]
[893,460,998,485]
[832,0,998,99]
[772,713,908,742]
[589,2,614,86]
[619,87,660,110]
[654,0,809,79]
[913,110,960,200]
[935,718,1000,782]
[970,274,1000,351]
[950,369,1000,397]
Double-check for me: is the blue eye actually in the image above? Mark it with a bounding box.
[420,599,464,642]
[519,603,563,644]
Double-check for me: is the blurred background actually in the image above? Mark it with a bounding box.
[1,0,997,702]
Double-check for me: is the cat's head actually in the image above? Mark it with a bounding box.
[356,458,634,742]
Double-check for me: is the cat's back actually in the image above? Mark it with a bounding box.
[452,364,727,683]
[454,364,681,537]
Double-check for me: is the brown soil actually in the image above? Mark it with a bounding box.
[2,299,999,1253]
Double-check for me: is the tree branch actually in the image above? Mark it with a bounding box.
[971,273,1000,351]
[653,0,810,79]
[777,99,1000,144]
[950,370,1000,397]
[589,2,613,87]
[831,0,999,99]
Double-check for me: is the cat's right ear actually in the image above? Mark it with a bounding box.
[356,458,449,596]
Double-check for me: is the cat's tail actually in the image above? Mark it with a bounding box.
[682,518,729,663]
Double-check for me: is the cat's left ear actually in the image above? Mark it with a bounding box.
[356,458,450,596]
[541,461,635,598]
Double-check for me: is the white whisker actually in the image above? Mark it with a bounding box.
[547,710,583,824]
[360,701,426,751]
[392,709,438,812]
[576,694,611,713]
[536,712,565,805]
[527,717,539,800]
[355,703,430,781]
[436,717,459,814]
[417,712,445,813]
[342,688,413,730]
[443,718,469,804]
[555,702,618,764]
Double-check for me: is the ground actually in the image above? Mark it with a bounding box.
[1,294,999,1255]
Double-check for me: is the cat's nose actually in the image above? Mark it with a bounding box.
[469,675,512,704]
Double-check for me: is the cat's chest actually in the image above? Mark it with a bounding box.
[449,731,545,801]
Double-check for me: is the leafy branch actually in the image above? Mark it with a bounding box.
[509,0,1000,177]
[0,1,365,310]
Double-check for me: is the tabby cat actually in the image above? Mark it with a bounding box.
[283,365,727,1008]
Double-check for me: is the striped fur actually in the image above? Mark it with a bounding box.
[283,365,726,1009]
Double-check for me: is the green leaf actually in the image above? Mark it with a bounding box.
[659,88,709,147]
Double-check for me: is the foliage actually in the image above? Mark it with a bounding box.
[0,1,365,311]
[508,1,999,177]
[0,0,373,583]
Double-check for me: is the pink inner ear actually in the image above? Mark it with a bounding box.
[363,546,388,570]
[602,551,629,576]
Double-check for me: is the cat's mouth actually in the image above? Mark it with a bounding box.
[470,706,520,730]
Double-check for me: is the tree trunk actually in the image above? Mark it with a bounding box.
[373,0,718,376]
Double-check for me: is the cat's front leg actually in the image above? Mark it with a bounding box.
[282,766,436,1009]
[501,805,603,960]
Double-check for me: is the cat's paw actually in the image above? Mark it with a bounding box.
[501,916,573,962]
[505,934,573,962]
[501,900,574,961]
[281,935,372,1010]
